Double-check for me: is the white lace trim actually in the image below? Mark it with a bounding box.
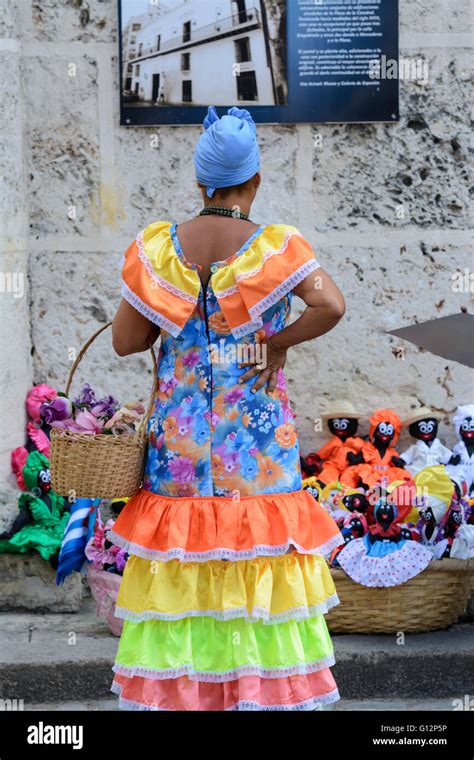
[216,260,320,340]
[136,230,198,305]
[107,529,343,563]
[110,680,340,712]
[113,653,336,683]
[249,260,321,319]
[114,594,340,625]
[218,283,240,299]
[215,232,304,301]
[121,282,181,337]
[236,231,303,282]
[231,318,265,339]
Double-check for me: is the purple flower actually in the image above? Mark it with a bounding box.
[182,351,200,368]
[73,383,97,408]
[90,395,119,419]
[40,396,73,424]
[224,388,244,405]
[115,550,128,573]
[168,456,196,483]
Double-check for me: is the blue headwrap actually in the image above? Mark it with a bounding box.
[194,106,260,199]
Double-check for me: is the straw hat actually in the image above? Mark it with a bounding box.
[404,406,442,426]
[321,401,361,420]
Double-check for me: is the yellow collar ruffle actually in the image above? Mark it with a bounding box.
[121,221,320,338]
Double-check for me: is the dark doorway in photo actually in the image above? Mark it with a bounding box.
[183,80,192,103]
[152,74,160,102]
[237,70,258,101]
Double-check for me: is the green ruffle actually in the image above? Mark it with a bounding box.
[114,615,334,681]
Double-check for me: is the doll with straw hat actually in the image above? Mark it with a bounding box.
[400,406,454,477]
[306,401,364,487]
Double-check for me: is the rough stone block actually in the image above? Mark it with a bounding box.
[290,242,474,453]
[0,554,83,612]
[22,55,100,237]
[31,0,117,43]
[401,0,471,34]
[30,250,154,404]
[311,51,472,231]
[0,0,17,37]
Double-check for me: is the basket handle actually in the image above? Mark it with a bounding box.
[65,322,158,438]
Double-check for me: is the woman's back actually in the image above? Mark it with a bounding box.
[174,216,261,283]
[110,105,346,712]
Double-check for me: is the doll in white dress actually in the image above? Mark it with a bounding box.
[401,407,454,477]
[446,405,474,495]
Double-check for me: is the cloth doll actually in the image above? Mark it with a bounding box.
[414,465,454,559]
[438,502,464,558]
[336,485,432,587]
[302,476,323,503]
[449,524,474,559]
[340,409,413,490]
[306,402,364,487]
[11,384,57,489]
[400,407,454,476]
[446,405,474,494]
[0,451,70,566]
[317,481,345,523]
[330,511,368,567]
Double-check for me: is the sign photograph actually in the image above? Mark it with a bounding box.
[119,0,399,126]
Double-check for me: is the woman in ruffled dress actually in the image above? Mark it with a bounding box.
[109,106,346,711]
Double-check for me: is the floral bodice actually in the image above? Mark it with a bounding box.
[121,221,321,498]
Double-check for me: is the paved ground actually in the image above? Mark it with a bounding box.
[21,698,457,711]
[1,599,472,706]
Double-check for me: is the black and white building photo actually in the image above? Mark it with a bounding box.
[120,0,288,109]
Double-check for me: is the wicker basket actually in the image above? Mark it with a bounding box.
[50,322,157,499]
[326,559,473,634]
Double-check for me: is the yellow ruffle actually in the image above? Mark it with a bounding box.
[124,222,319,339]
[115,552,338,625]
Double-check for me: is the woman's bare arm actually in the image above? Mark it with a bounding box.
[239,268,345,393]
[269,267,346,351]
[112,299,161,356]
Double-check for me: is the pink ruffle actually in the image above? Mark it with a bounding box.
[111,668,339,711]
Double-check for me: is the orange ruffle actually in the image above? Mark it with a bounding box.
[213,232,320,336]
[121,232,199,337]
[112,669,339,711]
[109,488,343,562]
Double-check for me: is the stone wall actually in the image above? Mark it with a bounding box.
[0,1,472,515]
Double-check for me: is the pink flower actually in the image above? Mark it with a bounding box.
[74,410,105,434]
[52,410,104,434]
[26,384,57,423]
[26,422,51,457]
[168,456,196,483]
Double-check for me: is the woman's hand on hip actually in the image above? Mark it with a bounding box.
[238,337,287,395]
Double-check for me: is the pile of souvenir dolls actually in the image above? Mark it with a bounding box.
[301,403,474,589]
[0,384,138,631]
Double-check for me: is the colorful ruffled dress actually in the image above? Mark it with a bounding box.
[109,221,343,711]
